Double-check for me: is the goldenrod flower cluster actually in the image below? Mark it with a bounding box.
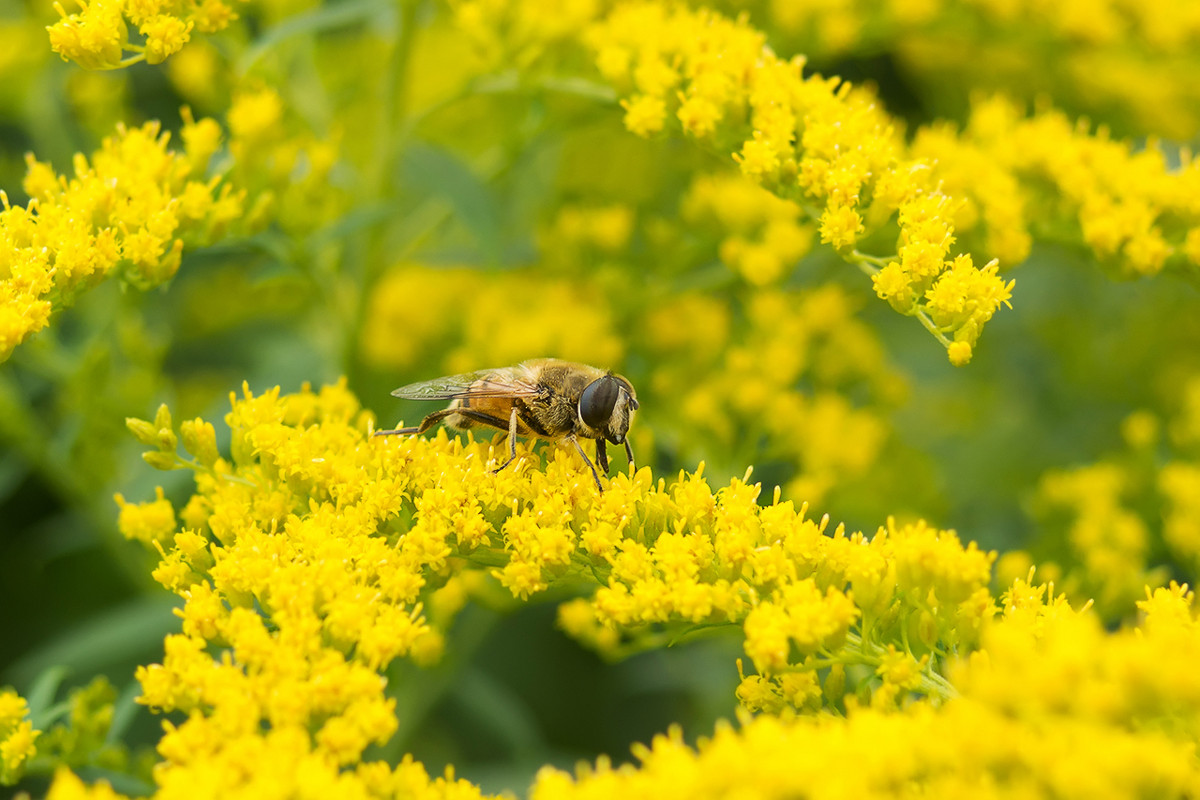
[0,689,38,785]
[0,114,241,362]
[48,0,241,69]
[451,0,1200,365]
[114,384,496,798]
[0,86,341,364]
[1024,373,1200,619]
[359,263,900,506]
[7,0,1200,797]
[0,677,143,789]
[120,382,978,716]
[532,582,1200,799]
[681,173,813,286]
[584,2,1013,365]
[360,264,624,375]
[745,0,1200,140]
[88,381,1200,797]
[915,95,1199,277]
[638,284,899,506]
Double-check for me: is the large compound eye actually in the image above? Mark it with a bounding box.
[579,376,619,431]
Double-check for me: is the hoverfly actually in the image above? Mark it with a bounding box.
[374,359,638,491]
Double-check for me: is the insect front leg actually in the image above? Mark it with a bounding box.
[566,435,605,492]
[624,439,635,472]
[595,438,609,474]
[375,408,459,436]
[491,407,521,474]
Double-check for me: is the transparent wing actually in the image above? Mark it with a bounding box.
[390,368,543,401]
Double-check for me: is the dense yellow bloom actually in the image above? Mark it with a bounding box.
[1027,381,1200,619]
[48,0,240,69]
[96,379,1200,796]
[640,284,900,505]
[745,0,1200,139]
[126,380,987,771]
[122,383,516,798]
[46,768,132,800]
[0,690,39,785]
[529,698,1195,800]
[534,579,1200,799]
[1033,463,1159,619]
[0,114,244,363]
[918,95,1200,277]
[450,1,1200,365]
[360,263,624,373]
[10,0,1200,794]
[114,486,178,545]
[682,173,813,286]
[0,91,340,363]
[582,2,1014,363]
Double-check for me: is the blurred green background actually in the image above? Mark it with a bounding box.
[3,0,1200,794]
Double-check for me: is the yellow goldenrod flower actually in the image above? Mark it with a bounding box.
[529,695,1196,799]
[453,1,1200,364]
[0,115,246,362]
[46,767,131,799]
[47,0,241,69]
[923,94,1197,279]
[227,86,283,147]
[818,204,865,251]
[122,379,991,753]
[47,0,129,70]
[575,2,1016,363]
[1033,463,1160,618]
[109,378,1200,794]
[359,264,624,373]
[682,173,813,285]
[0,690,39,785]
[620,94,666,136]
[114,486,177,545]
[947,340,972,366]
[138,14,192,64]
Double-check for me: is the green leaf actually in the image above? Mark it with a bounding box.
[22,665,69,723]
[3,595,181,692]
[450,667,546,759]
[105,679,144,745]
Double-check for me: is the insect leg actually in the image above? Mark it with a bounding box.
[567,435,605,492]
[374,408,459,436]
[595,438,609,474]
[624,439,635,472]
[492,408,522,475]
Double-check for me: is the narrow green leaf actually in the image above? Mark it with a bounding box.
[22,665,69,722]
[3,595,181,691]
